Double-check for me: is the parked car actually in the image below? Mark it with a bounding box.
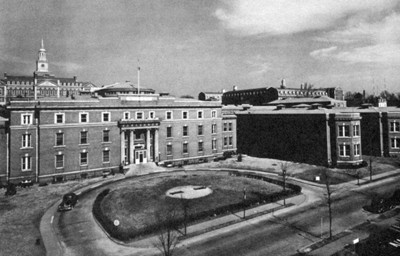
[58,192,78,212]
[213,156,227,162]
[19,179,33,188]
[363,197,395,214]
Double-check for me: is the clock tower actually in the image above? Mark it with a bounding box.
[35,39,49,75]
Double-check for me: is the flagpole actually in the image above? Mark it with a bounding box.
[137,59,140,95]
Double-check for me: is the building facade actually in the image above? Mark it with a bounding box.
[0,40,95,102]
[0,91,236,184]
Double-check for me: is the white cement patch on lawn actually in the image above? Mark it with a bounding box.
[166,185,213,199]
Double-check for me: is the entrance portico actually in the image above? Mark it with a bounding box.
[118,119,160,165]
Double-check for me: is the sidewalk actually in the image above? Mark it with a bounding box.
[40,166,400,256]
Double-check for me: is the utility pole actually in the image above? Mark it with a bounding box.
[243,188,246,219]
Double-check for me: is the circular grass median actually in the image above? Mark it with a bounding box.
[94,170,300,241]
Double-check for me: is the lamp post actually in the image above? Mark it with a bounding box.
[243,188,246,219]
[282,169,287,206]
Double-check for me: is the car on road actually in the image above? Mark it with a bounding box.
[58,192,78,212]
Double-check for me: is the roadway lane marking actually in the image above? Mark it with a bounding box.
[51,216,54,224]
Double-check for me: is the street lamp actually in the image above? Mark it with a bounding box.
[282,169,287,206]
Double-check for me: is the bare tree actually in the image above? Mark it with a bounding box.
[154,204,180,256]
[280,162,289,206]
[369,156,373,181]
[322,168,333,239]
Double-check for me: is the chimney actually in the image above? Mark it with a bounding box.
[233,85,238,91]
[300,83,303,90]
[3,73,7,79]
[73,76,77,82]
[222,89,226,93]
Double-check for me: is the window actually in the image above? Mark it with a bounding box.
[223,122,227,131]
[55,113,64,124]
[149,111,155,119]
[229,136,233,146]
[390,121,400,132]
[55,154,64,168]
[198,125,203,135]
[167,144,173,155]
[167,126,172,138]
[339,144,350,157]
[391,138,400,148]
[103,130,110,142]
[338,125,350,137]
[22,134,31,148]
[80,152,88,165]
[80,131,88,144]
[21,155,31,171]
[228,122,232,131]
[103,149,110,163]
[353,125,360,136]
[182,111,188,119]
[224,137,228,146]
[354,144,361,156]
[123,112,130,120]
[136,112,143,120]
[197,110,203,119]
[102,112,110,122]
[21,114,32,125]
[212,139,217,150]
[80,112,88,123]
[198,141,203,152]
[166,111,172,120]
[212,124,217,134]
[183,142,188,154]
[56,132,64,146]
[212,110,217,118]
[183,126,188,136]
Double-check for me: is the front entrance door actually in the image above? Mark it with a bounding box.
[135,150,147,164]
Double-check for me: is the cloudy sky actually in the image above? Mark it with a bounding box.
[1,0,399,96]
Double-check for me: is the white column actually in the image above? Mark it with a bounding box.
[146,129,151,160]
[130,130,135,164]
[120,130,125,164]
[154,129,159,162]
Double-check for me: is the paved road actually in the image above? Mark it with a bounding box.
[54,172,400,256]
[174,176,400,256]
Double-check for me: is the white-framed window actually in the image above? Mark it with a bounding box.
[167,126,172,138]
[80,130,88,144]
[103,149,110,163]
[166,111,173,120]
[123,112,130,120]
[149,111,155,119]
[55,132,64,146]
[353,125,360,136]
[22,133,31,148]
[55,153,64,168]
[223,122,227,131]
[212,124,217,134]
[183,125,188,136]
[198,125,203,135]
[391,138,400,148]
[339,144,350,157]
[183,141,188,154]
[80,151,88,165]
[136,111,144,120]
[228,122,233,131]
[229,136,233,146]
[338,124,350,137]
[21,113,33,125]
[55,113,65,124]
[224,137,228,146]
[21,154,31,171]
[198,141,203,152]
[212,139,217,150]
[197,110,203,119]
[167,144,173,155]
[103,130,110,142]
[354,144,361,156]
[102,112,111,122]
[390,121,400,132]
[79,112,89,123]
[182,111,188,119]
[211,110,217,118]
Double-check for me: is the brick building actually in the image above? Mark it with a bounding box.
[236,104,400,167]
[0,86,236,184]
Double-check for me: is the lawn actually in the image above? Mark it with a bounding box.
[0,177,105,256]
[99,170,289,240]
[192,155,400,185]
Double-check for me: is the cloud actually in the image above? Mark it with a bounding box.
[246,55,272,76]
[52,61,83,72]
[215,0,398,36]
[310,46,338,59]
